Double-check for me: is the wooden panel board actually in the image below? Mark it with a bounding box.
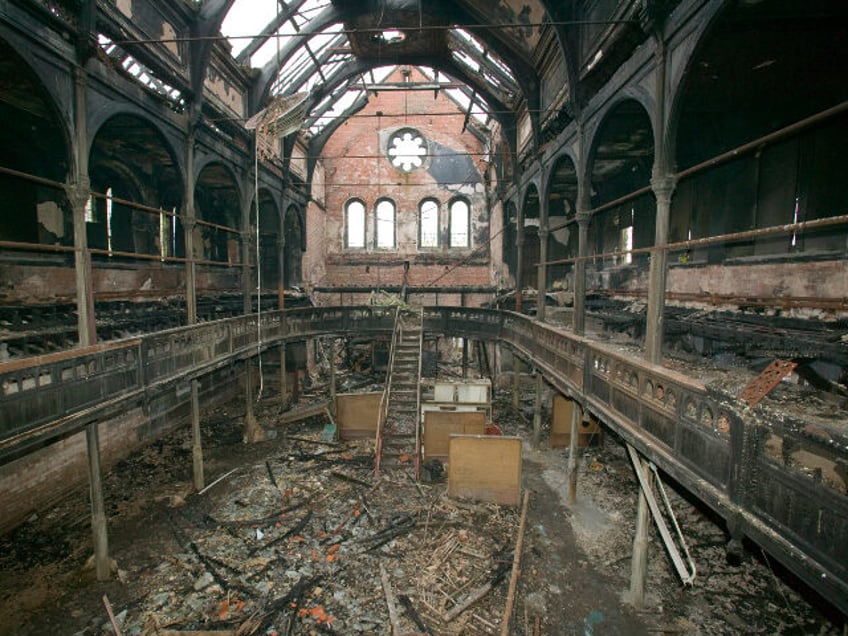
[551,395,601,448]
[423,411,486,463]
[448,435,522,506]
[336,392,383,440]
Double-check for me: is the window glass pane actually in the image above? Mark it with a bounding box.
[420,200,439,247]
[346,200,365,248]
[376,200,395,248]
[450,200,470,247]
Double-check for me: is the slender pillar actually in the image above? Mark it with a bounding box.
[532,372,543,448]
[190,380,204,490]
[629,456,654,607]
[69,67,96,347]
[329,338,337,416]
[86,421,110,580]
[515,204,525,314]
[644,34,674,365]
[537,227,549,322]
[645,176,675,365]
[278,235,288,405]
[68,182,96,347]
[566,401,582,503]
[184,120,204,489]
[512,354,521,410]
[461,338,469,379]
[572,214,589,336]
[243,360,263,442]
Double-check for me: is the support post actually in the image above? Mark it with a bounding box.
[329,338,337,416]
[512,354,521,411]
[278,233,287,405]
[645,35,674,365]
[243,361,263,442]
[515,203,524,314]
[184,116,203,487]
[532,372,543,448]
[566,401,581,503]
[645,176,675,365]
[629,456,654,607]
[190,380,204,490]
[573,215,589,336]
[86,421,110,581]
[69,66,96,347]
[461,338,469,379]
[537,227,548,322]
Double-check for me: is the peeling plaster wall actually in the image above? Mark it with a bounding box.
[204,62,245,119]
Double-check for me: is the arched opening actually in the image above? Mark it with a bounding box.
[672,1,848,260]
[502,200,518,280]
[588,99,654,271]
[88,114,183,260]
[0,39,70,246]
[284,205,304,288]
[251,189,280,291]
[521,184,540,290]
[195,163,241,263]
[546,155,579,293]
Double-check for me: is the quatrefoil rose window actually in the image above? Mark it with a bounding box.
[387,128,427,172]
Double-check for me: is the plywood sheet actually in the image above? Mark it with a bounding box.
[551,395,601,448]
[423,411,486,463]
[336,392,383,440]
[448,435,522,506]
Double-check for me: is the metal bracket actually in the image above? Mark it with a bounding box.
[627,444,697,585]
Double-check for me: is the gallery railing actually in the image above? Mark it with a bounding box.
[0,305,846,614]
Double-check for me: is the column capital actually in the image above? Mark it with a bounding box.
[64,180,91,211]
[651,174,677,202]
[575,211,591,226]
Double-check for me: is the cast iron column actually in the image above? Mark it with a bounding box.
[69,67,96,347]
[86,421,110,580]
[644,176,675,364]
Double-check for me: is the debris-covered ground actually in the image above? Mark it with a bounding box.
[0,380,845,635]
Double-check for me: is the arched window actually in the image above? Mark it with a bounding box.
[449,198,470,248]
[375,198,396,249]
[345,199,366,248]
[419,199,439,248]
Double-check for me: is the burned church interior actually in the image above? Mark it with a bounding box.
[1,0,847,633]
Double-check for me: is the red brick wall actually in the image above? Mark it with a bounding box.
[307,67,496,305]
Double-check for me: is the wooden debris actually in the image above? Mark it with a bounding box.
[738,359,798,407]
[102,594,123,636]
[380,564,401,636]
[500,490,531,636]
[398,594,432,635]
[198,468,240,495]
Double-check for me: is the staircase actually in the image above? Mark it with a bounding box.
[376,308,423,476]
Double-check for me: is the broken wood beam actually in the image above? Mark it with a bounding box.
[330,470,372,488]
[102,594,123,636]
[500,489,531,636]
[279,401,332,424]
[380,564,401,636]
